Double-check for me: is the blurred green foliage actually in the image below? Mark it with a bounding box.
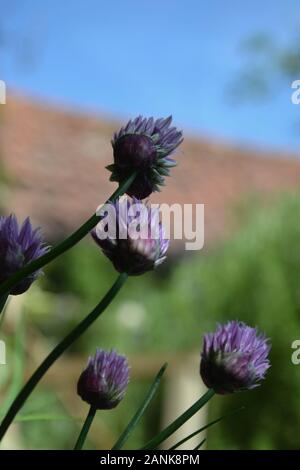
[8,191,300,449]
[228,32,300,104]
[199,192,300,449]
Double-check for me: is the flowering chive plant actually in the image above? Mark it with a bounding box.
[200,321,271,394]
[92,198,169,275]
[77,349,130,410]
[75,349,130,450]
[0,215,49,296]
[107,116,183,199]
[0,115,272,451]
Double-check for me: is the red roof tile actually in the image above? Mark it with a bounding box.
[1,94,300,250]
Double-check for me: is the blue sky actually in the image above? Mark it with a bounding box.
[2,0,300,152]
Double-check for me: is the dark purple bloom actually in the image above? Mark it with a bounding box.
[107,116,183,199]
[0,215,50,295]
[92,198,169,275]
[77,349,130,410]
[200,321,271,394]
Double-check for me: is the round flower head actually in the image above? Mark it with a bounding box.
[92,198,169,275]
[0,215,50,295]
[77,349,130,410]
[200,321,271,394]
[107,116,183,199]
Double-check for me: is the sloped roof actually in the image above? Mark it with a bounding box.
[1,94,300,250]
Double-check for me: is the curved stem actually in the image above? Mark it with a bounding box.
[74,406,97,450]
[0,173,136,297]
[0,272,128,442]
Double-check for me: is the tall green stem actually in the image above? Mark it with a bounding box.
[0,272,128,442]
[0,173,136,297]
[74,406,97,450]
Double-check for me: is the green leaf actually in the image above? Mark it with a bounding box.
[169,418,221,450]
[112,363,168,450]
[169,406,245,450]
[141,389,215,450]
[15,413,78,423]
[193,438,206,450]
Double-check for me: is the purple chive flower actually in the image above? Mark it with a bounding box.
[107,116,183,199]
[0,215,50,295]
[77,349,130,410]
[92,198,169,275]
[200,321,271,394]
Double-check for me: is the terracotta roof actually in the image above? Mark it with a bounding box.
[1,94,300,250]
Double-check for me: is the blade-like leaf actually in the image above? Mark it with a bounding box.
[0,294,10,329]
[170,406,245,450]
[141,389,215,450]
[193,438,206,450]
[15,414,78,422]
[169,417,222,450]
[112,363,168,450]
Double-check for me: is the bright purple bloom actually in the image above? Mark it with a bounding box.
[77,349,130,410]
[107,116,183,199]
[92,198,169,275]
[200,321,271,394]
[0,215,50,295]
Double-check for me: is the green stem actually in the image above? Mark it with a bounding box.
[141,389,215,450]
[0,173,136,297]
[0,272,128,442]
[74,406,97,450]
[0,293,9,317]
